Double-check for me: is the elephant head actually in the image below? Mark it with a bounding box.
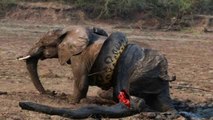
[18,26,108,94]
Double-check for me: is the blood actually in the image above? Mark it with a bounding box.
[118,90,130,108]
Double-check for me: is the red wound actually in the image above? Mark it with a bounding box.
[118,91,130,108]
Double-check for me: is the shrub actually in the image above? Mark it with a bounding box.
[192,0,213,14]
[0,0,16,9]
[1,0,212,20]
[74,0,194,19]
[75,0,143,19]
[0,0,16,17]
[147,0,193,18]
[74,0,212,19]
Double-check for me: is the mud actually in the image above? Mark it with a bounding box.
[0,18,212,119]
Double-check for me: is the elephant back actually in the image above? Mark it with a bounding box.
[89,32,128,90]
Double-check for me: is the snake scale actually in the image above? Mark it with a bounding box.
[19,32,176,118]
[89,32,128,90]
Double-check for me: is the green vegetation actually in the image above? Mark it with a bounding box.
[0,0,16,17]
[74,0,212,19]
[0,0,16,9]
[75,0,143,18]
[0,0,212,20]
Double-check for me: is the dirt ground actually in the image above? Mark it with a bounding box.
[0,18,212,120]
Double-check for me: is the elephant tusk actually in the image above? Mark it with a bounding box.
[17,55,31,61]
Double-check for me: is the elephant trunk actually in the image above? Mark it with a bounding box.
[26,58,45,94]
[18,45,45,94]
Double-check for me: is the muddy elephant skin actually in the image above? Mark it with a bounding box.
[18,26,108,96]
[18,26,176,118]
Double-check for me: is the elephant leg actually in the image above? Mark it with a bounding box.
[112,65,131,107]
[113,77,130,103]
[112,57,131,103]
[150,82,175,112]
[72,75,89,103]
[112,44,143,106]
[73,85,88,103]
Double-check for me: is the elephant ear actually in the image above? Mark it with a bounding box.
[39,28,67,46]
[58,30,89,65]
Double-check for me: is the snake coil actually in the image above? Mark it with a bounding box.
[89,32,128,90]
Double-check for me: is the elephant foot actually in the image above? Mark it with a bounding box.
[152,98,176,112]
[67,95,80,104]
[97,88,113,100]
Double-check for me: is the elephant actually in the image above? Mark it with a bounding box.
[18,26,176,118]
[18,26,108,98]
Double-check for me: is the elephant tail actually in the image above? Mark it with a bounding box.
[19,97,146,119]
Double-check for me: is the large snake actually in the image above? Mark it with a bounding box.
[19,96,146,119]
[88,32,128,90]
[19,32,175,118]
[19,32,143,118]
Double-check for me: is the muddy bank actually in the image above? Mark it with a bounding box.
[2,2,213,32]
[0,20,212,119]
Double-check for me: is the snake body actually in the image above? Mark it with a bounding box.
[19,96,146,119]
[19,32,175,118]
[89,32,128,90]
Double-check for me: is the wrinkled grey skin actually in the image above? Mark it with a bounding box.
[18,26,108,103]
[24,28,65,94]
[18,27,176,118]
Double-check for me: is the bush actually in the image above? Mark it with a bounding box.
[192,0,213,14]
[1,0,212,20]
[0,0,16,17]
[0,0,16,9]
[146,0,192,18]
[75,0,143,19]
[74,0,212,19]
[74,0,193,19]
